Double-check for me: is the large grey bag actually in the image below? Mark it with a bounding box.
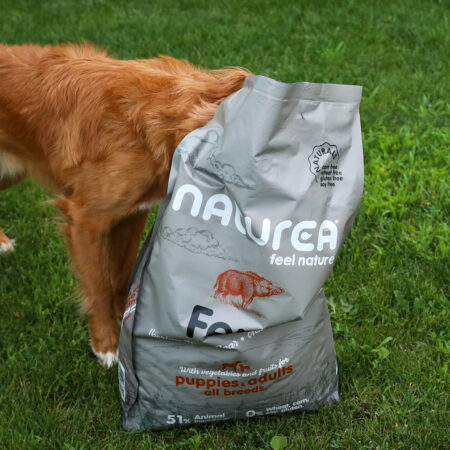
[118,76,364,431]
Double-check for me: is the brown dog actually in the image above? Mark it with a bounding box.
[0,43,250,366]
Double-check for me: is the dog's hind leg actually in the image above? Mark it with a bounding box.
[107,210,149,322]
[57,197,119,367]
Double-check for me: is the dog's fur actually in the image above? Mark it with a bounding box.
[0,43,250,366]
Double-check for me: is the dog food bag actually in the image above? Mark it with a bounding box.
[119,75,363,430]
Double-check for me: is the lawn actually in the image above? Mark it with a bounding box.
[0,0,448,448]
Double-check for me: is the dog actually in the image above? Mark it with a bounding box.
[0,42,250,366]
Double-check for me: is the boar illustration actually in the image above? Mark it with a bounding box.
[213,270,284,316]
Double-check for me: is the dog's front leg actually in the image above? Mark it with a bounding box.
[0,228,15,253]
[107,210,149,322]
[0,172,28,253]
[58,198,118,367]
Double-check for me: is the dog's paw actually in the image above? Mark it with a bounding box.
[0,238,15,254]
[91,345,118,368]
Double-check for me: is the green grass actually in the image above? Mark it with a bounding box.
[0,0,448,448]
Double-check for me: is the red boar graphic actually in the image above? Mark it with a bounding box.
[213,270,284,316]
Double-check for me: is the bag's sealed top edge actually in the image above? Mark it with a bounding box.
[245,75,362,104]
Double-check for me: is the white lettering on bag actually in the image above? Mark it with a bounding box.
[172,184,203,216]
[317,220,338,251]
[172,183,338,252]
[291,221,316,252]
[245,217,271,246]
[202,194,233,226]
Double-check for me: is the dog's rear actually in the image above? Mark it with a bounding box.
[0,42,250,364]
